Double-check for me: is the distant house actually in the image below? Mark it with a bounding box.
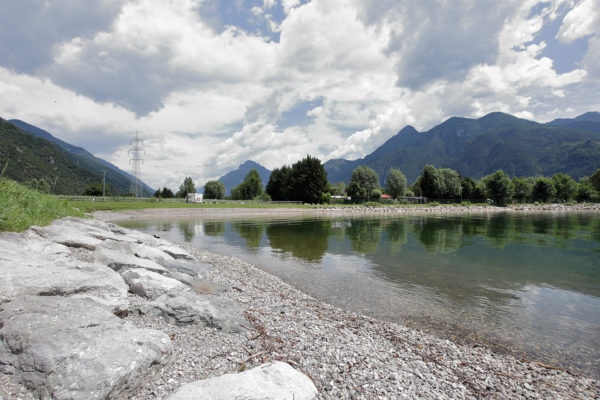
[186,193,203,203]
[380,194,392,199]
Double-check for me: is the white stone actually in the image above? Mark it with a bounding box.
[122,268,189,299]
[167,361,318,400]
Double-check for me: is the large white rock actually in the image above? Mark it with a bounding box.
[0,296,172,400]
[0,233,128,313]
[95,240,169,274]
[122,268,189,299]
[140,291,247,332]
[167,361,318,400]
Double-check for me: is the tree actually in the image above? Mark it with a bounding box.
[82,182,104,196]
[176,177,196,198]
[232,169,263,200]
[333,182,346,196]
[154,187,174,198]
[589,169,600,193]
[385,169,407,199]
[512,177,533,203]
[460,176,477,201]
[418,165,461,199]
[289,155,328,204]
[552,173,577,202]
[204,180,225,199]
[419,165,443,198]
[266,166,292,201]
[439,168,462,198]
[348,165,379,200]
[532,178,555,203]
[483,170,513,206]
[575,182,597,202]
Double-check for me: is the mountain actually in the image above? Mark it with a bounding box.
[217,160,271,195]
[324,112,600,184]
[8,119,154,195]
[0,118,100,194]
[545,112,600,133]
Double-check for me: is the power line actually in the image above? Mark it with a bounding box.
[129,131,144,198]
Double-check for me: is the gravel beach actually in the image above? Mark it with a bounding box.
[124,245,599,399]
[1,206,598,399]
[108,205,599,399]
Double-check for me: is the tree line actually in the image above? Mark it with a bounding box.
[157,157,600,205]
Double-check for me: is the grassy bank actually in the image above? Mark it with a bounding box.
[0,178,83,232]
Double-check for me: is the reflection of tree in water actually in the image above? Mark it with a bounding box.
[485,214,514,248]
[383,219,408,252]
[346,219,382,254]
[266,220,332,262]
[203,220,226,237]
[231,221,265,249]
[178,220,195,242]
[412,217,463,254]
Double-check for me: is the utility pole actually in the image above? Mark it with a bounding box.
[101,169,107,197]
[128,131,144,198]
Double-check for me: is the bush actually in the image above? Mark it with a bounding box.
[320,192,331,204]
[254,192,272,202]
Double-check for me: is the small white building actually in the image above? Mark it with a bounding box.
[186,193,203,203]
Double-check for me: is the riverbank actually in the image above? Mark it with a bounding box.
[92,203,600,222]
[1,216,598,399]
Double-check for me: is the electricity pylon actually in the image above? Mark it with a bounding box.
[129,131,144,198]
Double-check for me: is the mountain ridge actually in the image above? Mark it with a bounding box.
[324,111,600,185]
[8,119,154,195]
[217,160,271,195]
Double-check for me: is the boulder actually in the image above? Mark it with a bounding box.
[159,245,193,260]
[95,240,169,274]
[0,233,128,313]
[31,220,104,250]
[166,361,318,400]
[140,291,247,333]
[122,268,189,299]
[0,296,172,400]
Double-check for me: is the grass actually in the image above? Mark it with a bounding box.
[0,177,84,232]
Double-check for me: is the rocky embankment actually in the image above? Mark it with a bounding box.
[1,216,598,399]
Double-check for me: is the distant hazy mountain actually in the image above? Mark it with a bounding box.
[324,112,600,185]
[1,119,101,194]
[218,160,271,195]
[8,119,154,195]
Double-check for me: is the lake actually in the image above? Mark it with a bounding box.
[120,211,600,378]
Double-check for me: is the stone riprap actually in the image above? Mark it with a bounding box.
[1,214,599,399]
[0,217,253,399]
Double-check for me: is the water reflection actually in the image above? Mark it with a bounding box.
[231,220,265,249]
[267,220,332,261]
[122,211,600,378]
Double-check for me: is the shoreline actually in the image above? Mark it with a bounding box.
[1,214,598,399]
[92,203,600,222]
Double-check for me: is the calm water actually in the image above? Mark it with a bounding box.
[121,212,600,378]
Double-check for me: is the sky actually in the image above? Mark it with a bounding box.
[1,0,599,190]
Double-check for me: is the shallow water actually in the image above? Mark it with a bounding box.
[121,211,600,378]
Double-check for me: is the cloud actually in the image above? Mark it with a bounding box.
[0,0,122,73]
[1,0,599,190]
[556,0,600,42]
